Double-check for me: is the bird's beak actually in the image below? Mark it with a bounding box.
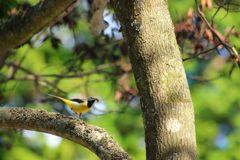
[94,98,100,102]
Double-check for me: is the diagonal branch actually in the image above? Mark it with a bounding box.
[0,107,131,160]
[195,0,234,57]
[0,0,77,69]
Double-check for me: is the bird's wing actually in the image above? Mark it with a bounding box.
[70,98,85,103]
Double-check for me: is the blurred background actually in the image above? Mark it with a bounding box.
[0,0,240,159]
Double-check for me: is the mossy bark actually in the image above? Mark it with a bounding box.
[110,0,197,159]
[0,107,131,160]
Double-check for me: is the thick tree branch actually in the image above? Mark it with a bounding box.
[0,107,131,160]
[0,0,76,69]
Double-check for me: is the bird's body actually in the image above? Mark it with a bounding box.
[48,94,99,117]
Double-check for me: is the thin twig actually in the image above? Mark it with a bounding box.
[183,44,220,61]
[195,0,234,57]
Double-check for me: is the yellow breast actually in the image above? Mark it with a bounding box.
[68,101,90,114]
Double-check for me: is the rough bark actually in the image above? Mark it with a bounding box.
[0,0,76,69]
[0,107,131,160]
[110,0,197,159]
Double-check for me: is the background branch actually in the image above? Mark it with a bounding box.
[0,0,77,69]
[195,0,234,56]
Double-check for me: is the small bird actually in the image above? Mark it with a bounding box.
[48,94,99,117]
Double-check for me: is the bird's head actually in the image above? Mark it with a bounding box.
[88,97,99,102]
[87,97,99,108]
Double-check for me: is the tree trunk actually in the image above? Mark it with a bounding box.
[110,0,197,159]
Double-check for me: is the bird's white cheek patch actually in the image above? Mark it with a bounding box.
[166,118,181,132]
